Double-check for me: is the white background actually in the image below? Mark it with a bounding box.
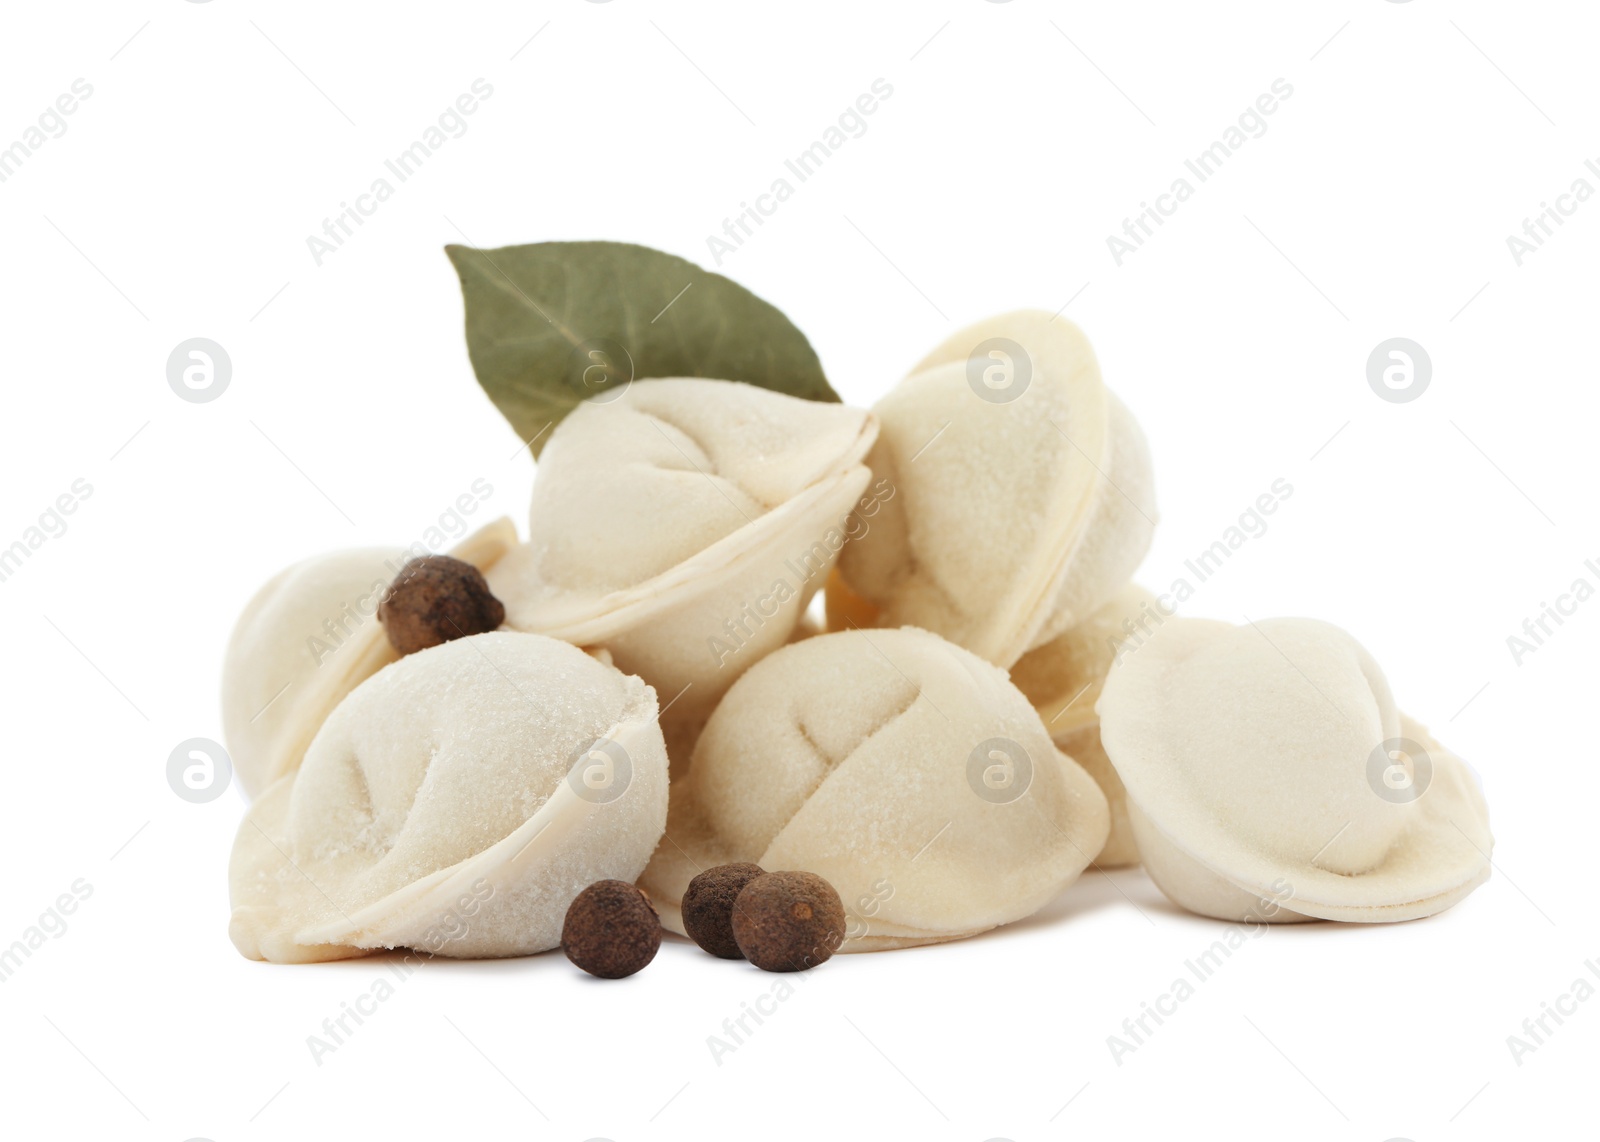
[1,1,1594,1139]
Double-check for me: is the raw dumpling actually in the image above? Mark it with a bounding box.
[832,311,1156,667]
[1096,616,1493,923]
[639,627,1109,950]
[228,631,668,962]
[488,379,877,726]
[1009,583,1165,868]
[221,518,518,797]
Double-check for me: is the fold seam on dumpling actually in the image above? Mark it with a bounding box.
[512,464,873,639]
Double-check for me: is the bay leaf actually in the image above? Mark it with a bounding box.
[447,241,838,457]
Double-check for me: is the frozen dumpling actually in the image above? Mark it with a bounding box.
[221,518,518,797]
[228,631,668,962]
[832,311,1156,667]
[1010,583,1165,868]
[1096,616,1493,923]
[488,379,877,725]
[639,627,1109,950]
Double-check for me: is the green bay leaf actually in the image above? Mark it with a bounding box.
[446,241,838,456]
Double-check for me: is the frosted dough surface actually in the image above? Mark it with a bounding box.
[221,519,519,797]
[1097,616,1493,922]
[640,627,1109,950]
[222,546,403,797]
[1010,584,1163,868]
[228,631,668,962]
[834,311,1156,667]
[489,379,877,723]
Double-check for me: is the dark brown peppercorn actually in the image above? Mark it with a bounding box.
[378,555,505,656]
[731,871,846,973]
[561,880,661,979]
[682,863,766,959]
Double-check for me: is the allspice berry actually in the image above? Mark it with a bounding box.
[682,863,766,959]
[378,555,505,656]
[731,870,846,973]
[561,880,661,979]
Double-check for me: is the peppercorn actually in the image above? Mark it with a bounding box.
[682,863,766,959]
[731,870,846,972]
[378,555,505,656]
[561,880,661,979]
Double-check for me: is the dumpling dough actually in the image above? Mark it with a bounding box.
[1010,584,1165,868]
[833,311,1156,667]
[228,631,668,962]
[222,518,518,797]
[488,379,877,727]
[1097,616,1493,923]
[640,627,1109,951]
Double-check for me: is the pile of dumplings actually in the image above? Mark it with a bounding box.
[222,309,1494,965]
